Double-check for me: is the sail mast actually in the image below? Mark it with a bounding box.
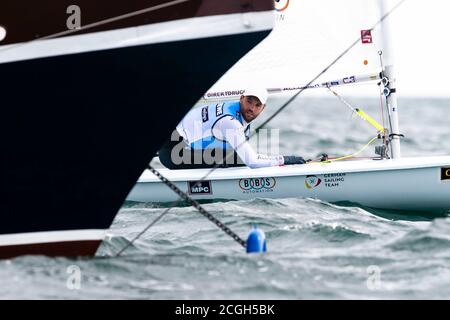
[380,0,402,159]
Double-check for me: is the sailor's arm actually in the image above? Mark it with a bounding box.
[214,117,285,168]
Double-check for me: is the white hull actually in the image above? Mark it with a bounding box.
[127,156,450,212]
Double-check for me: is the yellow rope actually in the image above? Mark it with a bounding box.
[317,135,379,163]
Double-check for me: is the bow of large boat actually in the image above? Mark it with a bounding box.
[0,0,275,259]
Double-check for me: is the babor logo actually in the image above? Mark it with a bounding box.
[274,0,290,12]
[239,177,276,193]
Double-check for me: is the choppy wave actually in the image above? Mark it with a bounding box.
[2,98,450,299]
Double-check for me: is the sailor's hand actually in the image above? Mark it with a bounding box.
[283,155,306,165]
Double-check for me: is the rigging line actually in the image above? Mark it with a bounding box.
[115,205,174,257]
[254,0,407,133]
[327,87,384,132]
[115,163,247,256]
[378,84,388,145]
[378,53,394,149]
[383,88,394,142]
[0,0,191,54]
[327,87,357,113]
[147,164,247,248]
[377,52,388,146]
[322,135,380,163]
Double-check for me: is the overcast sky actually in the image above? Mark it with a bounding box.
[379,0,450,97]
[209,0,450,98]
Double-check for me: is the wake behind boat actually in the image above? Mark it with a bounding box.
[0,0,274,258]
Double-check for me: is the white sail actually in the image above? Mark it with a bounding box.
[208,0,403,94]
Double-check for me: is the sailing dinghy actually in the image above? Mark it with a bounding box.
[128,156,450,212]
[128,0,450,213]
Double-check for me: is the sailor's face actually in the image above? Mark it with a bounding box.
[240,95,265,122]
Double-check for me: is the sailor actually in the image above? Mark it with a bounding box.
[158,87,307,169]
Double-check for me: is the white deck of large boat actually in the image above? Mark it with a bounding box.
[138,155,450,182]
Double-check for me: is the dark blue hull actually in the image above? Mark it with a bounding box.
[0,30,270,257]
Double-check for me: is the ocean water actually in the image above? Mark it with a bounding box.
[2,96,450,299]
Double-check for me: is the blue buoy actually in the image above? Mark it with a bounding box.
[246,225,267,253]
